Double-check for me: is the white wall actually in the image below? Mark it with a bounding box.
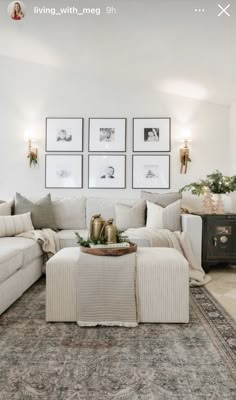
[229,102,236,174]
[229,102,236,211]
[0,56,230,204]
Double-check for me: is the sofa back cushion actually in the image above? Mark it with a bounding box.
[0,212,34,237]
[115,201,146,231]
[52,197,86,229]
[86,197,137,228]
[14,193,57,231]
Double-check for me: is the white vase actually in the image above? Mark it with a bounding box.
[212,194,232,213]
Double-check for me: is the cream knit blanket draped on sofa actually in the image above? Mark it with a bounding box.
[18,229,60,271]
[125,227,211,286]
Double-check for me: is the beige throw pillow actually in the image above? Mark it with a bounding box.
[141,191,182,207]
[0,212,34,237]
[146,200,181,231]
[115,201,146,231]
[0,201,13,216]
[14,193,57,230]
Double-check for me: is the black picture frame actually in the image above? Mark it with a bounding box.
[88,118,127,152]
[133,118,171,152]
[132,154,170,189]
[88,154,126,189]
[45,154,83,189]
[45,117,84,152]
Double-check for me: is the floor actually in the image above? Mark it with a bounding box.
[1,278,236,399]
[206,264,236,320]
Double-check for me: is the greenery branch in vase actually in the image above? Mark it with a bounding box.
[28,150,38,167]
[180,170,236,213]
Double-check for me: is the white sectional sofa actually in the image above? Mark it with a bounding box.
[0,238,43,314]
[0,196,202,315]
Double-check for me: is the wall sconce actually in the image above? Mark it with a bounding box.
[24,130,38,167]
[180,132,192,174]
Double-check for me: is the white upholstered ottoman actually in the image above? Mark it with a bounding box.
[46,247,189,323]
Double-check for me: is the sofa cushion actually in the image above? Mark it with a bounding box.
[52,197,86,229]
[0,201,12,216]
[86,197,137,228]
[0,213,34,237]
[115,201,146,231]
[57,230,88,249]
[0,237,42,266]
[146,200,181,231]
[0,248,22,284]
[14,193,57,230]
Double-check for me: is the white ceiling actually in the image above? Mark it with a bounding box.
[1,0,236,106]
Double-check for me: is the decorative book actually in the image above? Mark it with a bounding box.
[90,242,130,249]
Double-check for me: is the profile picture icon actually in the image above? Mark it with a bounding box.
[8,1,26,21]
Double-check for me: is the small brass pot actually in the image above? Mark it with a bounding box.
[104,219,117,244]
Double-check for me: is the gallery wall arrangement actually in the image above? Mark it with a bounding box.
[45,117,171,190]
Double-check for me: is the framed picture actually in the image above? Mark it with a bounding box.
[133,118,171,152]
[46,118,83,152]
[89,118,126,152]
[88,155,126,189]
[132,155,170,189]
[45,154,83,188]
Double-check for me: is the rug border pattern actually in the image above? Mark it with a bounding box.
[190,286,236,379]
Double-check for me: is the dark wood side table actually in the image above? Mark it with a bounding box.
[196,214,236,272]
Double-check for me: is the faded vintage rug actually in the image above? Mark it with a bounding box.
[0,278,235,400]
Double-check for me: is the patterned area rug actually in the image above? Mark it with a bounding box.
[0,278,235,400]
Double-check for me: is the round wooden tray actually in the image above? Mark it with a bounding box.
[80,243,137,257]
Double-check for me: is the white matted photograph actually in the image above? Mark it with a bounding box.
[89,118,126,152]
[46,118,83,152]
[88,155,126,188]
[133,118,171,152]
[45,155,83,188]
[132,155,170,189]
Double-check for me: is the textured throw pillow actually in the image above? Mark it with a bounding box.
[141,191,182,207]
[0,201,12,216]
[14,193,57,230]
[52,197,86,229]
[115,201,146,231]
[0,212,34,237]
[146,200,181,231]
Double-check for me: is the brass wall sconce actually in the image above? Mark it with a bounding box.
[180,138,192,174]
[24,130,38,167]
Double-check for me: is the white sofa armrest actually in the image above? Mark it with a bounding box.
[181,214,202,265]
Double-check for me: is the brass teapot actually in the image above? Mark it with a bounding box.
[90,214,105,241]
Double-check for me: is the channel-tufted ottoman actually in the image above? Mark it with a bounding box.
[46,247,189,324]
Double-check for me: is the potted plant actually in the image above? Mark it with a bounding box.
[180,170,236,213]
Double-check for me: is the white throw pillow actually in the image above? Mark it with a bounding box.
[115,201,146,231]
[0,201,13,216]
[146,200,181,231]
[52,197,86,229]
[0,212,34,237]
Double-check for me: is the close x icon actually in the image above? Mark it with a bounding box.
[218,4,231,17]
